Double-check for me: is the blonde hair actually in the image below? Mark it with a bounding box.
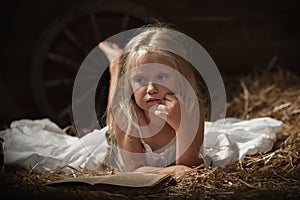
[103,24,205,170]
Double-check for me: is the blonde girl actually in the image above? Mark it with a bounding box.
[100,24,205,174]
[0,24,281,176]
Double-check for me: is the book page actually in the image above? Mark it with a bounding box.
[46,172,173,188]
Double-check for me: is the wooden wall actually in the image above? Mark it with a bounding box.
[136,0,300,75]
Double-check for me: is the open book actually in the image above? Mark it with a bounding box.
[45,172,175,193]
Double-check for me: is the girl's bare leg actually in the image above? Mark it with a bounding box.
[98,42,123,124]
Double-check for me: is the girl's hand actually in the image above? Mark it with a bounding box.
[154,165,194,178]
[154,94,182,132]
[135,165,194,178]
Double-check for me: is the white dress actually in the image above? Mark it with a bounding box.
[0,117,282,173]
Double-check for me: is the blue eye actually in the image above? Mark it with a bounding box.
[133,76,146,84]
[157,73,168,81]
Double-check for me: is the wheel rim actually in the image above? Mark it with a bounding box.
[30,0,161,128]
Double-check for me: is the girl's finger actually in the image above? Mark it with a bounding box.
[156,104,168,120]
[154,110,168,120]
[164,93,178,102]
[157,104,167,111]
[159,99,167,105]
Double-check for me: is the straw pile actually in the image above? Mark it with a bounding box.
[1,63,299,199]
[168,64,300,199]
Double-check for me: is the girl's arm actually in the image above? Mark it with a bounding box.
[135,165,194,177]
[115,127,146,172]
[155,94,205,167]
[175,102,204,166]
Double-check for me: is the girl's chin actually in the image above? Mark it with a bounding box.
[148,104,159,113]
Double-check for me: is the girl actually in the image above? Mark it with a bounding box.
[99,25,206,173]
[0,24,282,176]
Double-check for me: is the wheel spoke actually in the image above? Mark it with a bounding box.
[120,15,130,31]
[90,13,102,43]
[63,28,89,54]
[45,78,74,88]
[31,1,149,128]
[47,52,81,69]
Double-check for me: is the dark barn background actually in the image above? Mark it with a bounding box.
[1,0,299,129]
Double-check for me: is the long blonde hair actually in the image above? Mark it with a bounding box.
[103,24,205,170]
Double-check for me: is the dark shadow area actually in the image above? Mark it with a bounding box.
[1,0,299,130]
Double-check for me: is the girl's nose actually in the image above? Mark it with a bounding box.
[146,82,158,94]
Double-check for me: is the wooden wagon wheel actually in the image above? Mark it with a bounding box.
[30,0,160,128]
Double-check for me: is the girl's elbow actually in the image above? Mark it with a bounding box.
[176,156,204,167]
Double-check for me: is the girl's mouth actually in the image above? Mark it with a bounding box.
[147,99,160,105]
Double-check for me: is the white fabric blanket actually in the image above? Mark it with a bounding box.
[0,117,282,172]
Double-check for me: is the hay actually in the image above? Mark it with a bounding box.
[167,65,300,199]
[1,65,300,199]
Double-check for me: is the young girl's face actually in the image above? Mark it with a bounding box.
[130,52,177,112]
